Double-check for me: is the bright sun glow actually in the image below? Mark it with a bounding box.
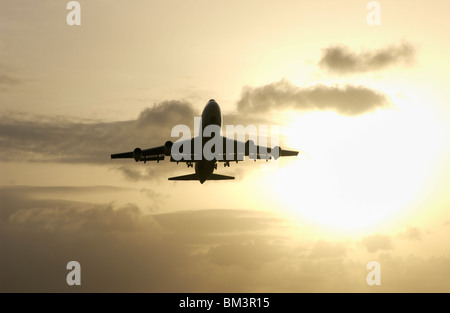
[263,94,443,234]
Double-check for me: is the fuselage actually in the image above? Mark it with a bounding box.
[195,99,222,183]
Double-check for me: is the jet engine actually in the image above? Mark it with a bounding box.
[133,147,142,162]
[164,141,173,156]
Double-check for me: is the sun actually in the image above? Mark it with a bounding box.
[265,101,442,234]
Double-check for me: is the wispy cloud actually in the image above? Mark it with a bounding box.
[0,73,20,86]
[0,62,22,89]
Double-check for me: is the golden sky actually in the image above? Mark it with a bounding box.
[1,0,450,292]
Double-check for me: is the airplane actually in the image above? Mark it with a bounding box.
[111,99,299,183]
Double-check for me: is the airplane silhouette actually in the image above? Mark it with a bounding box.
[111,99,298,183]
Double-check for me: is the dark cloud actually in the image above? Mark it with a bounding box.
[0,100,198,165]
[136,100,198,128]
[0,186,289,292]
[0,73,391,168]
[236,79,389,116]
[2,185,450,292]
[0,96,290,171]
[362,234,393,253]
[319,42,416,74]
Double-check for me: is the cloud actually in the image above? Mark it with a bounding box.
[362,234,393,253]
[0,63,22,91]
[398,226,422,241]
[0,100,198,165]
[136,100,198,128]
[111,164,189,183]
[0,186,289,292]
[0,97,271,167]
[0,94,290,172]
[153,209,286,245]
[236,79,389,116]
[0,73,20,86]
[206,241,282,269]
[0,72,392,168]
[375,253,450,292]
[319,42,416,74]
[309,240,346,259]
[2,185,450,292]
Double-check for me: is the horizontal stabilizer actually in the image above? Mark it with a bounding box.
[168,173,235,181]
[208,173,235,180]
[168,174,198,181]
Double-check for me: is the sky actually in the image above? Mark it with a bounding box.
[1,0,450,292]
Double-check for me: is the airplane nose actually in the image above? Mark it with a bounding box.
[205,99,220,113]
[208,99,219,110]
[202,98,222,127]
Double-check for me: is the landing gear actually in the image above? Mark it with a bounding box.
[187,162,193,168]
[214,163,217,170]
[224,161,230,168]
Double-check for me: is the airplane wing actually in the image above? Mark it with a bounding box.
[111,138,198,163]
[111,145,167,162]
[111,137,298,162]
[218,136,299,161]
